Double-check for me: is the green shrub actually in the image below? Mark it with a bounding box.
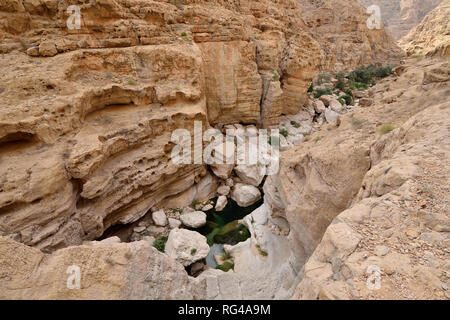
[340,94,353,105]
[313,88,332,99]
[213,221,250,245]
[181,31,191,41]
[216,261,234,272]
[347,65,393,85]
[343,89,353,97]
[337,97,345,106]
[307,83,314,93]
[290,120,301,128]
[153,237,168,253]
[190,248,197,255]
[127,79,136,85]
[335,72,346,79]
[379,123,395,134]
[335,80,346,91]
[280,128,288,137]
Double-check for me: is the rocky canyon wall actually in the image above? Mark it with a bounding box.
[358,0,442,40]
[399,0,450,57]
[0,0,403,252]
[299,0,405,72]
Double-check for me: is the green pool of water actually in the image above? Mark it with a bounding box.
[198,197,262,246]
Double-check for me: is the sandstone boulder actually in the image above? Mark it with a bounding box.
[231,184,261,207]
[215,196,228,212]
[324,108,339,123]
[152,210,167,227]
[168,218,181,229]
[38,41,57,57]
[165,229,210,267]
[180,211,207,228]
[217,185,231,196]
[359,98,374,107]
[234,164,266,187]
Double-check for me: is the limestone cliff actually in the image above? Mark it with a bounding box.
[293,60,450,299]
[399,0,450,57]
[299,0,405,72]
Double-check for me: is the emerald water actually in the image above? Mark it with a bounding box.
[198,197,262,268]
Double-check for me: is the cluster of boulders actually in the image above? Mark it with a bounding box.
[128,206,211,269]
[127,73,375,272]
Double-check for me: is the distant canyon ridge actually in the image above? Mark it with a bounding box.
[358,0,442,39]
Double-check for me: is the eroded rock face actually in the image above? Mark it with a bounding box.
[0,0,436,301]
[165,228,210,267]
[211,58,450,300]
[399,0,450,57]
[0,44,208,252]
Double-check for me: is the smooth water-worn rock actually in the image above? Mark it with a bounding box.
[180,211,207,229]
[0,236,198,299]
[231,184,262,207]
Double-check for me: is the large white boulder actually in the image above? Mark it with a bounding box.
[180,211,207,228]
[231,183,261,207]
[152,210,167,226]
[164,229,210,267]
[168,218,181,229]
[234,164,266,187]
[215,196,227,211]
[313,99,326,113]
